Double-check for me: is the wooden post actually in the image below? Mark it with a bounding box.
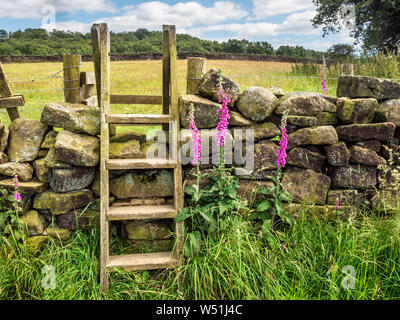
[91,23,110,293]
[0,61,20,121]
[342,63,354,76]
[163,25,184,260]
[162,28,171,132]
[63,54,82,103]
[186,57,206,94]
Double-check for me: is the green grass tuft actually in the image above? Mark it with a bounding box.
[1,208,399,300]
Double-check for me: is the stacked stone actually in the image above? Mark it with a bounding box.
[180,69,400,214]
[332,76,400,212]
[2,72,399,253]
[103,132,175,251]
[0,102,173,253]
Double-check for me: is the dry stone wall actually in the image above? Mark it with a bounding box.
[0,102,175,253]
[182,69,400,215]
[2,70,400,253]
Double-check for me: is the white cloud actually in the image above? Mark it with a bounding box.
[276,10,319,35]
[0,0,115,19]
[53,20,91,33]
[251,0,315,19]
[187,10,320,39]
[302,40,335,51]
[94,1,248,32]
[188,22,279,38]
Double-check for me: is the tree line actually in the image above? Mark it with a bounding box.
[0,28,325,59]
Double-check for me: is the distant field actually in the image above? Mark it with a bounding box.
[1,60,334,132]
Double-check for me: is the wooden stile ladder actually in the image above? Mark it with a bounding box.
[91,23,184,292]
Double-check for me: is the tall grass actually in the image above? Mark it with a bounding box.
[291,49,400,80]
[1,208,399,300]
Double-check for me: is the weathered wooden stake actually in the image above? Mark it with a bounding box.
[186,57,206,94]
[0,61,20,121]
[163,25,184,261]
[342,63,354,76]
[162,28,171,132]
[91,23,110,293]
[63,54,82,103]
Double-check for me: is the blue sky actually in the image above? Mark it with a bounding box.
[0,0,354,51]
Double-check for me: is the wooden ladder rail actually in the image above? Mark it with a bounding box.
[91,23,110,292]
[92,23,183,293]
[0,61,24,121]
[164,25,184,260]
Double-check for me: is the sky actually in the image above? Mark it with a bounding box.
[0,0,355,51]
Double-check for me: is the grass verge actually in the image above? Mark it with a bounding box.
[1,208,399,300]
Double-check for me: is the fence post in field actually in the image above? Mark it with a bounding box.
[63,54,82,103]
[186,57,206,94]
[342,63,354,76]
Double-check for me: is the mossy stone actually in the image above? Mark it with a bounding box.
[316,112,337,125]
[54,130,99,167]
[45,226,71,241]
[0,162,34,181]
[282,168,330,205]
[236,86,278,122]
[337,97,378,124]
[287,115,318,127]
[0,179,47,195]
[8,119,49,162]
[109,139,141,159]
[41,102,100,136]
[33,189,93,215]
[288,126,338,149]
[25,236,48,254]
[110,170,173,199]
[34,158,52,182]
[124,222,171,240]
[179,94,222,129]
[21,210,45,236]
[41,131,58,149]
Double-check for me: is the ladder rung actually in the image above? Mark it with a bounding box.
[106,158,177,170]
[107,204,177,221]
[106,252,178,272]
[110,94,163,105]
[107,114,174,124]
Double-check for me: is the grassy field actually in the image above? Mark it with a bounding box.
[1,209,399,300]
[2,59,398,300]
[1,59,335,131]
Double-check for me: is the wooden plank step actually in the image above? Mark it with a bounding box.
[106,158,177,170]
[107,114,174,124]
[107,204,177,221]
[0,95,25,108]
[110,94,163,105]
[82,95,98,107]
[106,252,178,272]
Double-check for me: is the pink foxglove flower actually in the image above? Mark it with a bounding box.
[13,175,19,188]
[14,192,21,202]
[216,71,231,147]
[12,175,21,202]
[336,198,340,210]
[188,103,202,166]
[277,116,288,169]
[321,63,327,95]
